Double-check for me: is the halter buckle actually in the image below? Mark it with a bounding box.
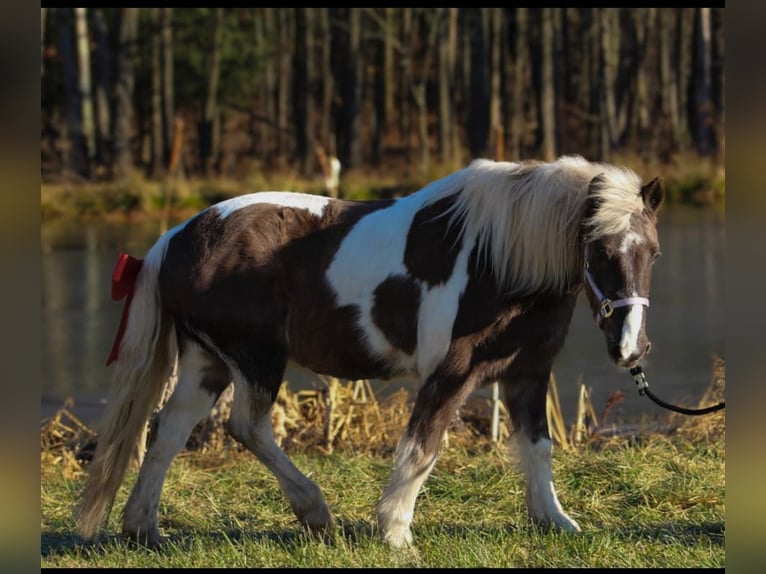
[599,299,614,318]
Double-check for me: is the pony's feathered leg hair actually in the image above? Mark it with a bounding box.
[76,237,176,541]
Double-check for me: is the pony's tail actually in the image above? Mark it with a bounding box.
[76,238,176,541]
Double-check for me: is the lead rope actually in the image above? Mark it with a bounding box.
[629,366,725,415]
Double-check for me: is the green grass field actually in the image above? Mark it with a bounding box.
[41,422,724,568]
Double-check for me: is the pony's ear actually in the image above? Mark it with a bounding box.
[581,174,605,238]
[641,176,664,215]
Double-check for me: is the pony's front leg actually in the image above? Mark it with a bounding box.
[503,374,581,533]
[377,373,474,548]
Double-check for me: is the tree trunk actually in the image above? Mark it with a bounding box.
[448,8,460,165]
[489,8,503,156]
[383,7,395,133]
[261,9,276,162]
[413,9,442,176]
[319,9,333,155]
[438,10,452,164]
[660,8,680,153]
[75,7,95,172]
[293,8,314,175]
[277,9,292,160]
[511,8,528,160]
[150,9,164,177]
[372,9,385,165]
[541,8,556,161]
[41,8,46,76]
[113,8,139,180]
[59,8,85,176]
[693,7,713,156]
[399,8,412,154]
[92,9,111,172]
[336,8,362,168]
[468,8,490,157]
[201,8,224,175]
[161,8,174,163]
[678,8,694,151]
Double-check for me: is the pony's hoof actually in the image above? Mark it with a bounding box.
[531,513,581,533]
[123,526,165,549]
[381,526,414,548]
[300,506,335,537]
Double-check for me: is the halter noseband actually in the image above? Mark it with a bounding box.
[583,246,649,325]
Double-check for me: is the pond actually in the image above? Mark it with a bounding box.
[41,203,724,426]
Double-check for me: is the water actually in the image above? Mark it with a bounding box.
[41,205,724,425]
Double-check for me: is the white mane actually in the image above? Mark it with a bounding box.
[424,155,644,295]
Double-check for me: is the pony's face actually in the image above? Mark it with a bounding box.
[583,177,664,369]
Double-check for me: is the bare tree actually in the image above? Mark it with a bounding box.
[319,9,333,155]
[412,9,442,175]
[437,10,453,164]
[58,8,85,176]
[201,8,224,175]
[92,9,111,172]
[41,8,47,76]
[511,8,528,160]
[468,8,490,157]
[277,9,292,159]
[660,8,680,153]
[114,8,139,179]
[75,8,96,170]
[693,7,713,156]
[150,9,164,177]
[293,8,315,174]
[541,8,556,161]
[489,8,503,157]
[161,8,174,163]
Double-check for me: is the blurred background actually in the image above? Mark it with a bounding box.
[40,7,725,427]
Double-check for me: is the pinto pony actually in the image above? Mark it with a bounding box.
[76,156,664,548]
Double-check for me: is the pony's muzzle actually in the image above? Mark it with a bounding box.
[610,340,651,368]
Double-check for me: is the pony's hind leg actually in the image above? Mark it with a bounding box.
[121,338,230,546]
[503,373,581,533]
[225,345,333,535]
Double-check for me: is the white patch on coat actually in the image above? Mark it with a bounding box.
[619,303,644,360]
[213,191,331,219]
[325,193,429,374]
[326,184,473,378]
[515,435,580,532]
[416,240,474,378]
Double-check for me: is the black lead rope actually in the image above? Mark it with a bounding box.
[629,366,725,416]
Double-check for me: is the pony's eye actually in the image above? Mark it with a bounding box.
[652,251,662,262]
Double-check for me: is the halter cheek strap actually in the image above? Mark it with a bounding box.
[583,247,649,325]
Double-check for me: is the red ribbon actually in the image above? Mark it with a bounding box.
[106,252,144,366]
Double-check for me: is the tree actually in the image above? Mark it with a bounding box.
[200,8,224,175]
[114,8,139,180]
[92,9,111,172]
[150,9,164,177]
[161,8,174,163]
[541,8,556,161]
[75,8,96,171]
[468,8,490,157]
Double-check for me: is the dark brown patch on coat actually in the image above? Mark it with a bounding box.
[404,246,580,455]
[404,195,464,287]
[371,274,421,355]
[159,198,398,392]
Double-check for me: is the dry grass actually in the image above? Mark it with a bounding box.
[41,360,725,478]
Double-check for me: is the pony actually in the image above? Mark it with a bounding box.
[76,155,664,548]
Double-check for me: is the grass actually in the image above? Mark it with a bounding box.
[40,367,725,568]
[41,434,724,568]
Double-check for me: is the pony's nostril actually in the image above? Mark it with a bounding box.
[644,342,652,356]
